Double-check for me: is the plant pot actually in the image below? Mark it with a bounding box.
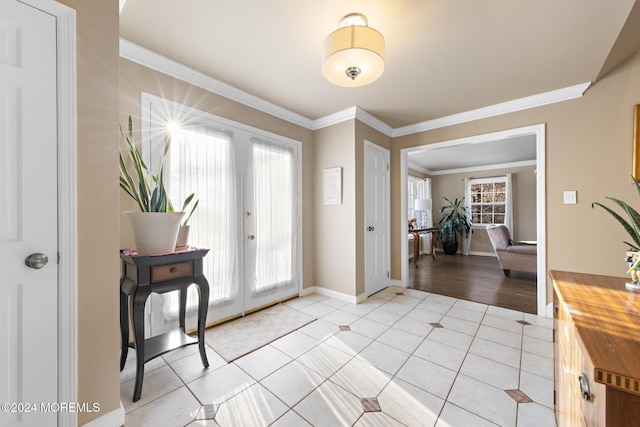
[124,211,185,256]
[442,240,458,255]
[175,225,190,250]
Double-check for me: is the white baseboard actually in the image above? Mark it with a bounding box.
[299,286,365,304]
[469,251,497,257]
[81,403,124,427]
[390,279,405,288]
[545,302,553,319]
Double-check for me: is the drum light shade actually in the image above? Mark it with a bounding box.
[322,13,385,87]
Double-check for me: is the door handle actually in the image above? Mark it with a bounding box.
[367,226,375,232]
[25,253,49,269]
[248,234,255,240]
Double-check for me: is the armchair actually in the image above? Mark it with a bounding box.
[486,224,536,277]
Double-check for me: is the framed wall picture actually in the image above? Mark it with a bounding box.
[634,104,640,181]
[323,167,342,205]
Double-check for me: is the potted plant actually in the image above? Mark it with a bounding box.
[119,115,189,255]
[592,176,640,290]
[436,197,473,255]
[175,194,199,249]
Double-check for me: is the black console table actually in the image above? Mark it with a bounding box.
[119,248,210,402]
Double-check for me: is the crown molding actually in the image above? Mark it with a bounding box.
[429,159,537,176]
[120,39,590,138]
[120,39,314,129]
[392,82,591,137]
[408,162,432,175]
[310,106,358,130]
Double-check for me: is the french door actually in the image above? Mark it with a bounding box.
[144,100,300,333]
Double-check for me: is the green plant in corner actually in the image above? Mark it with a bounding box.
[436,197,473,255]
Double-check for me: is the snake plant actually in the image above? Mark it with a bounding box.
[119,115,196,217]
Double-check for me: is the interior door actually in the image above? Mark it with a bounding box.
[0,1,58,426]
[364,142,390,296]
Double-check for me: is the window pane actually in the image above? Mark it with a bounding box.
[472,214,481,223]
[494,214,505,224]
[482,214,493,223]
[495,204,506,214]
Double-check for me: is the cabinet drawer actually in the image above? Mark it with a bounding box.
[151,262,192,283]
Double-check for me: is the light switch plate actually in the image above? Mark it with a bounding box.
[563,191,577,204]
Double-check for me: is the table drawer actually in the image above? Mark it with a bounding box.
[151,262,192,283]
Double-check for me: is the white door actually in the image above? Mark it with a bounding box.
[364,142,390,296]
[244,139,299,311]
[0,1,58,426]
[146,106,301,331]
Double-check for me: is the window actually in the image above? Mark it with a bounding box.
[407,176,431,222]
[469,176,508,226]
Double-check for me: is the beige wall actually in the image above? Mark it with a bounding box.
[391,50,640,304]
[313,121,357,295]
[118,59,316,288]
[57,0,122,424]
[431,165,537,254]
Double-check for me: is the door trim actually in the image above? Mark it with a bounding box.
[400,124,547,317]
[22,1,78,425]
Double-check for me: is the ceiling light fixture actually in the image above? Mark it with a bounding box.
[322,13,385,87]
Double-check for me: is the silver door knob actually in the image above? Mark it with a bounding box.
[25,253,49,269]
[248,235,255,240]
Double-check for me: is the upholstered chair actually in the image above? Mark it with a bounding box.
[486,224,537,277]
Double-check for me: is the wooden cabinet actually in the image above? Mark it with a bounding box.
[551,271,640,427]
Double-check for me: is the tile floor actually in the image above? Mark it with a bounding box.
[120,287,555,426]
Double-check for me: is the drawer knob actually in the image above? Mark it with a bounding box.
[578,373,591,402]
[170,267,177,273]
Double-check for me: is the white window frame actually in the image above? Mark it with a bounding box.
[467,176,509,228]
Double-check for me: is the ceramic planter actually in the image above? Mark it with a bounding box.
[175,225,190,250]
[124,211,185,256]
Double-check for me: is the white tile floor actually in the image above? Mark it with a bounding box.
[120,287,556,426]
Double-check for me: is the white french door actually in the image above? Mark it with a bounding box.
[243,139,298,311]
[143,98,300,333]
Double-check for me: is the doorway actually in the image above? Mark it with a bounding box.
[400,124,547,316]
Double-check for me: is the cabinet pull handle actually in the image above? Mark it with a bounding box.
[578,373,591,402]
[170,267,177,273]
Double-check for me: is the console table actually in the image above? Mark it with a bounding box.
[551,270,640,426]
[410,228,436,267]
[119,248,210,402]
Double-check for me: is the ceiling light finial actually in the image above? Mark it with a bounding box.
[322,13,385,87]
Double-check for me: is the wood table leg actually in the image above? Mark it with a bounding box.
[412,231,419,267]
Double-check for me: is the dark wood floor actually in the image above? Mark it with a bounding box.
[408,253,537,314]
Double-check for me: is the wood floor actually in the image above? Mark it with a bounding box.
[407,253,537,314]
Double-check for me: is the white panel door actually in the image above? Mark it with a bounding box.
[0,1,58,426]
[365,142,390,296]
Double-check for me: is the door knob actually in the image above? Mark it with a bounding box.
[25,253,49,269]
[367,226,375,232]
[248,235,255,240]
